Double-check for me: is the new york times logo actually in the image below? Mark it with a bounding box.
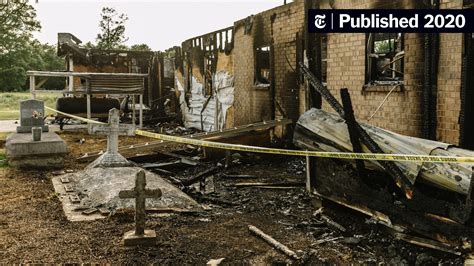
[308,9,474,33]
[314,14,326,29]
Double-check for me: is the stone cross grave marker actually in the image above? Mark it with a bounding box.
[17,99,49,133]
[88,108,135,168]
[119,169,162,246]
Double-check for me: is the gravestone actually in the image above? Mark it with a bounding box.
[16,99,49,133]
[87,108,135,168]
[119,170,162,246]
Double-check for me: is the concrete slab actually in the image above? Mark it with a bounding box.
[123,230,157,246]
[52,167,202,221]
[5,132,68,169]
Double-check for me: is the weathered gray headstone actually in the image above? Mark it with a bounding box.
[119,170,162,246]
[17,99,49,133]
[87,108,135,168]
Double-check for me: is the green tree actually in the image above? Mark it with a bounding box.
[29,43,66,90]
[130,43,152,51]
[0,1,41,91]
[83,41,97,49]
[96,7,129,50]
[0,1,40,53]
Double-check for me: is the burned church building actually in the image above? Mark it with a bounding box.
[172,0,473,151]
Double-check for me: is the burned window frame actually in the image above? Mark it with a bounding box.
[254,45,271,87]
[365,33,405,87]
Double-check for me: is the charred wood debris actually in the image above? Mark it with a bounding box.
[65,67,473,263]
[71,80,473,263]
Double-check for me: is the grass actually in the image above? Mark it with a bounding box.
[0,92,61,120]
[0,148,6,168]
[0,132,9,140]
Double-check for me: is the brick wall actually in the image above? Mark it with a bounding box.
[320,0,464,145]
[323,31,424,137]
[437,0,463,144]
[233,0,305,129]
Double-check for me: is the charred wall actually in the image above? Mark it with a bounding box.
[175,27,235,131]
[233,0,305,134]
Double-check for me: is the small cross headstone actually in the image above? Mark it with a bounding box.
[16,99,49,133]
[87,108,135,168]
[119,170,162,246]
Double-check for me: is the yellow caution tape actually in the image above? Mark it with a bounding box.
[44,106,474,164]
[135,130,474,164]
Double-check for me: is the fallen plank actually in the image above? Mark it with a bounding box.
[198,195,238,206]
[182,166,219,186]
[312,236,343,246]
[391,231,461,256]
[117,207,203,214]
[243,186,302,189]
[233,182,305,187]
[321,214,346,232]
[248,225,299,260]
[148,207,203,214]
[221,174,259,179]
[313,191,392,227]
[142,160,181,169]
[77,119,292,162]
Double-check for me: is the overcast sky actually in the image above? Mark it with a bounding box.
[32,0,284,51]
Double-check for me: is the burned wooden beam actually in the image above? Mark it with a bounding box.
[340,88,367,179]
[248,225,299,260]
[221,174,259,179]
[391,231,461,256]
[182,166,219,186]
[77,118,292,162]
[299,63,413,198]
[233,182,305,187]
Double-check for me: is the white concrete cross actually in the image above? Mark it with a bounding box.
[88,108,136,168]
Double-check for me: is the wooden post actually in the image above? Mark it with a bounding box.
[215,95,219,131]
[86,78,92,132]
[68,56,74,92]
[86,94,91,132]
[305,154,312,193]
[340,88,367,179]
[30,75,36,99]
[305,155,319,195]
[132,95,136,126]
[139,94,143,129]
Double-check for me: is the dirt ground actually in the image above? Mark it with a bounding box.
[0,130,464,264]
